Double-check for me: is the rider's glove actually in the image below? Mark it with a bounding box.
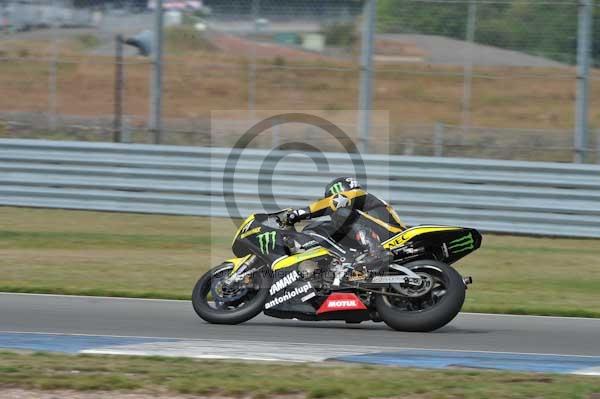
[286,208,309,225]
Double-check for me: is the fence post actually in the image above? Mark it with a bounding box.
[357,0,376,154]
[48,2,58,131]
[122,117,132,144]
[150,0,164,144]
[574,0,593,163]
[597,128,600,164]
[434,122,444,157]
[248,0,260,114]
[461,0,476,131]
[113,35,124,143]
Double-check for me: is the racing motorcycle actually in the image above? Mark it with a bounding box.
[192,209,482,332]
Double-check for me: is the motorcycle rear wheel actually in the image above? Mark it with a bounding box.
[375,260,465,332]
[192,263,270,325]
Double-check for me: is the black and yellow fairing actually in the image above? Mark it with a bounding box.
[228,212,480,273]
[229,212,333,274]
[382,225,482,264]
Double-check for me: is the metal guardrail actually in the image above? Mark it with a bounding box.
[1,139,600,238]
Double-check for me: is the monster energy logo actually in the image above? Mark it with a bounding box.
[258,231,277,254]
[329,182,344,195]
[448,233,475,254]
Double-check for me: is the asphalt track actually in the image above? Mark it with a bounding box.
[1,292,599,357]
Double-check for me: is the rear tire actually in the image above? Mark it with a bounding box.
[192,264,270,325]
[375,260,465,332]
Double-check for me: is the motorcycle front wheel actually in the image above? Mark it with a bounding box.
[375,260,465,332]
[192,262,271,325]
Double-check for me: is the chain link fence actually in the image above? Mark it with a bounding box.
[1,0,599,162]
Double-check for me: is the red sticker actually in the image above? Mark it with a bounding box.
[316,292,367,314]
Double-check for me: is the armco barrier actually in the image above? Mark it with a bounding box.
[1,139,600,237]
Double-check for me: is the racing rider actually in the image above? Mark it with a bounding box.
[286,177,405,269]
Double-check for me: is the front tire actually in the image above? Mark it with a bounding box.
[192,263,270,325]
[375,260,465,332]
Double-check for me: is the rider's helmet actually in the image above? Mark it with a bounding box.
[324,177,361,197]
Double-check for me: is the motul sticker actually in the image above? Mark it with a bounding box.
[316,293,367,314]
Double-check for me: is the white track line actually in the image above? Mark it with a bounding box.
[1,330,600,359]
[575,367,600,376]
[461,312,600,321]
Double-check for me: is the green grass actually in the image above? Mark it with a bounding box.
[458,235,600,317]
[0,206,599,317]
[75,33,101,50]
[1,350,600,399]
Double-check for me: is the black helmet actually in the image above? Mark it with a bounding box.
[324,177,361,197]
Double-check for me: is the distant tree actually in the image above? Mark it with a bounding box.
[322,21,357,47]
[376,0,596,65]
[377,0,468,38]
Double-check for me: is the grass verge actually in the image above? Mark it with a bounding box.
[0,206,599,317]
[1,351,600,399]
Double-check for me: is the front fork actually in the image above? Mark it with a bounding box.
[224,255,263,287]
